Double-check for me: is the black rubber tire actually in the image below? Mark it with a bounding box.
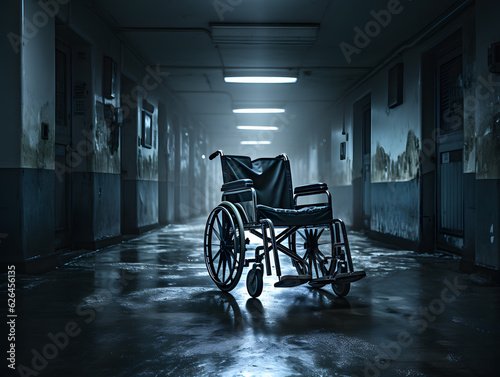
[332,281,351,297]
[332,264,351,297]
[246,266,264,298]
[204,204,245,292]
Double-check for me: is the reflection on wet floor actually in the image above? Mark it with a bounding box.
[3,218,500,377]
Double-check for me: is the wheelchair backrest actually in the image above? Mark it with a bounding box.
[221,155,294,209]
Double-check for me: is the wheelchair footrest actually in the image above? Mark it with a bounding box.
[311,271,366,285]
[274,275,311,288]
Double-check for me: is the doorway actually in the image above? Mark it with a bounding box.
[120,74,138,234]
[353,94,372,230]
[436,46,464,253]
[421,30,464,255]
[54,41,72,250]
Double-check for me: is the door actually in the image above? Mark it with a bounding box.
[362,103,371,228]
[436,49,464,253]
[120,74,138,234]
[55,42,72,250]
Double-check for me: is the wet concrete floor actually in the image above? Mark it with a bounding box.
[3,218,500,377]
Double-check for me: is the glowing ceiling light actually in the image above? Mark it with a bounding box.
[224,76,297,84]
[237,126,279,131]
[233,108,285,114]
[240,141,272,145]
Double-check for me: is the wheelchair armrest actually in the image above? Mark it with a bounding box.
[294,183,328,195]
[221,179,254,192]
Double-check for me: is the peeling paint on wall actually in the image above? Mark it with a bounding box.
[138,153,159,181]
[476,128,500,179]
[21,99,55,169]
[92,100,120,174]
[371,130,420,182]
[331,157,352,186]
[476,96,500,180]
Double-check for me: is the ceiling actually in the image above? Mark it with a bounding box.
[88,0,464,153]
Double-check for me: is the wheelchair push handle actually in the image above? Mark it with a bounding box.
[209,150,224,160]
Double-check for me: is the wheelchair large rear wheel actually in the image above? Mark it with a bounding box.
[290,225,335,288]
[204,203,245,292]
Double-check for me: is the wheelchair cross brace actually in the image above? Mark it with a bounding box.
[249,222,312,281]
[246,218,355,284]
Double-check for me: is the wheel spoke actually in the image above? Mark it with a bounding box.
[212,225,222,242]
[216,256,223,276]
[313,257,320,278]
[315,248,326,260]
[212,249,221,261]
[298,230,307,242]
[317,228,325,239]
[303,249,309,261]
[216,215,223,239]
[225,246,236,260]
[222,258,227,282]
[227,252,233,274]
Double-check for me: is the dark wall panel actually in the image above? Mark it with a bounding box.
[352,177,363,229]
[137,179,159,228]
[73,172,94,248]
[93,173,121,240]
[167,181,175,223]
[420,171,435,253]
[463,172,476,263]
[0,168,54,272]
[22,169,55,259]
[475,179,500,270]
[0,169,22,263]
[121,180,138,234]
[159,180,168,225]
[370,179,420,243]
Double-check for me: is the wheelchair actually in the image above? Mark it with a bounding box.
[204,150,366,298]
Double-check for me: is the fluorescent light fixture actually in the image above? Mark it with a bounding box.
[233,108,285,114]
[240,141,272,145]
[237,126,279,131]
[211,24,319,45]
[224,76,297,84]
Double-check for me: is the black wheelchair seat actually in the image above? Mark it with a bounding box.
[256,204,332,226]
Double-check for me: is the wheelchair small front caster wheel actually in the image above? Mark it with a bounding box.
[332,282,350,297]
[247,265,263,298]
[332,262,350,297]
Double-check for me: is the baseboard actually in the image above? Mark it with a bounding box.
[1,253,58,275]
[459,259,500,285]
[365,230,420,251]
[74,235,123,251]
[122,223,160,236]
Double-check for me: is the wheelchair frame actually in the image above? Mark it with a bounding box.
[204,150,366,298]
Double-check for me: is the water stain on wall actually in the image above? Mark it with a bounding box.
[372,130,420,182]
[476,101,500,180]
[22,101,55,170]
[138,154,159,181]
[93,101,120,174]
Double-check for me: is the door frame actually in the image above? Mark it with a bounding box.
[435,46,465,254]
[54,40,73,250]
[352,94,372,230]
